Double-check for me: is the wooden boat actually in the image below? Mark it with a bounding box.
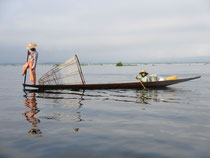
[22,55,201,91]
[23,76,201,91]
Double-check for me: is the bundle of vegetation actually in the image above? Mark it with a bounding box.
[116,61,123,66]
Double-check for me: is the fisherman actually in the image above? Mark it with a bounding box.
[136,70,149,82]
[22,43,38,85]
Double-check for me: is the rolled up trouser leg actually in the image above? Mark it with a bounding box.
[28,60,36,83]
[30,69,36,83]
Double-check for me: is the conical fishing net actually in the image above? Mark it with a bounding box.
[38,55,85,85]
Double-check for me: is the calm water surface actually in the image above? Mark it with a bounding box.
[0,63,210,158]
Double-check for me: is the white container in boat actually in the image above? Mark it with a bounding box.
[158,76,165,81]
[149,74,158,82]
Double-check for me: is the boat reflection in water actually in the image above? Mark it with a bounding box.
[38,90,85,132]
[23,90,85,135]
[23,88,180,135]
[37,90,85,110]
[135,88,179,105]
[23,92,42,137]
[97,88,180,106]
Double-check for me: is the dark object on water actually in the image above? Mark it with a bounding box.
[23,76,201,91]
[116,61,123,66]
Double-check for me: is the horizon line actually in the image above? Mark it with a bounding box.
[1,61,210,65]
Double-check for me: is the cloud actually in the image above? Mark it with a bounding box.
[0,0,210,63]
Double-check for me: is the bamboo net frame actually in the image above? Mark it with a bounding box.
[38,55,86,85]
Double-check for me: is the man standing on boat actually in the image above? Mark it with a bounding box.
[136,70,149,82]
[22,43,38,85]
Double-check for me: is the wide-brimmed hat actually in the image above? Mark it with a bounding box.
[139,69,148,75]
[26,43,37,49]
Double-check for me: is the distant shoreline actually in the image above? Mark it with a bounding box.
[1,56,210,65]
[1,62,209,66]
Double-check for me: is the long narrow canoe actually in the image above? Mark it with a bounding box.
[23,76,200,91]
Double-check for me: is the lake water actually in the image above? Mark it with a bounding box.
[0,63,210,158]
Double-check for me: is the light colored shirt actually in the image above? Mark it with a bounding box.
[136,75,149,82]
[29,51,38,69]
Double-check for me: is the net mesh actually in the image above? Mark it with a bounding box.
[38,55,85,85]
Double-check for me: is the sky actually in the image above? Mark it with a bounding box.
[0,0,210,63]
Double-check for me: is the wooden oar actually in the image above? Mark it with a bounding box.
[23,51,29,90]
[136,75,146,90]
[139,79,146,90]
